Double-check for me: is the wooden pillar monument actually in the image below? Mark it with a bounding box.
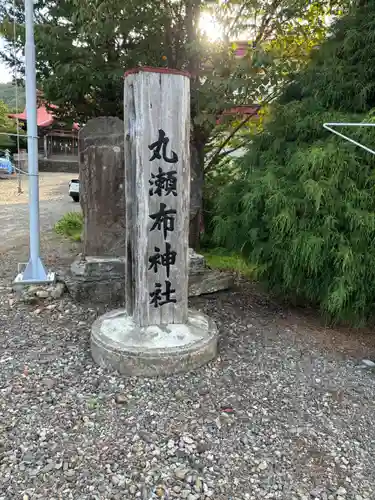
[91,67,218,376]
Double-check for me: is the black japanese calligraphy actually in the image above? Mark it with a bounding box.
[150,280,177,307]
[149,167,177,197]
[149,203,176,239]
[148,242,177,278]
[148,129,178,163]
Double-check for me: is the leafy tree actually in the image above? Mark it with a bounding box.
[0,100,25,153]
[0,83,25,110]
[213,0,375,324]
[0,98,18,152]
[0,0,341,246]
[0,99,9,128]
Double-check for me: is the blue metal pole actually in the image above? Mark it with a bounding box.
[16,0,52,284]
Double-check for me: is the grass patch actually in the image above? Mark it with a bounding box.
[53,218,255,279]
[202,248,256,279]
[54,212,83,242]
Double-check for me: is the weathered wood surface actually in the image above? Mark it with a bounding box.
[79,117,125,257]
[124,68,190,327]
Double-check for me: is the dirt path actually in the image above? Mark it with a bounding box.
[0,172,80,250]
[0,172,81,276]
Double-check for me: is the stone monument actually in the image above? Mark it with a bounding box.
[66,115,233,304]
[91,67,218,376]
[79,117,125,256]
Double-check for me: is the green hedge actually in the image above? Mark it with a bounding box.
[213,1,375,325]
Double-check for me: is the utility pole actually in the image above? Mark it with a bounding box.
[14,0,54,285]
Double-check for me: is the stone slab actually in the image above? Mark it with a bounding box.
[188,269,233,297]
[71,256,126,278]
[65,255,233,305]
[188,248,206,274]
[73,251,204,277]
[66,277,125,305]
[91,308,218,376]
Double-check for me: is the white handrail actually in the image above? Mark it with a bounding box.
[323,122,375,155]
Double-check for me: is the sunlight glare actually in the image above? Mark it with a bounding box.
[199,11,224,41]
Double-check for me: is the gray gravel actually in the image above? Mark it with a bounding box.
[1,175,375,499]
[1,277,375,500]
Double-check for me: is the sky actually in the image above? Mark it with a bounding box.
[0,62,11,84]
[0,38,12,84]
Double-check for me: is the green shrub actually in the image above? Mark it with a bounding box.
[213,1,375,325]
[202,157,242,248]
[54,212,83,241]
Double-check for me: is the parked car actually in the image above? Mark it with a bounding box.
[69,179,80,202]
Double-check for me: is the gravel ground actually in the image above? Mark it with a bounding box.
[1,176,375,500]
[1,277,375,500]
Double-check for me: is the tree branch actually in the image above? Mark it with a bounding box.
[161,0,174,65]
[225,1,248,40]
[205,141,249,173]
[204,113,255,172]
[215,140,249,160]
[205,87,281,172]
[255,0,284,45]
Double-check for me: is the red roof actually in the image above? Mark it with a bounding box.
[222,105,260,116]
[216,105,260,124]
[9,104,79,130]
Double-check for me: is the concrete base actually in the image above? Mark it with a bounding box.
[91,308,218,377]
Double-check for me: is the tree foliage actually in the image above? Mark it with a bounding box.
[213,0,375,324]
[0,99,9,129]
[0,83,25,111]
[0,98,25,152]
[0,0,343,146]
[0,0,338,119]
[0,0,344,246]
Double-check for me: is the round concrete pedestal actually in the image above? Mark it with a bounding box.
[91,309,218,376]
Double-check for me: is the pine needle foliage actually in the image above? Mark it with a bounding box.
[213,0,375,325]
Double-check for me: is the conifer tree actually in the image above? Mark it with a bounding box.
[214,0,375,324]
